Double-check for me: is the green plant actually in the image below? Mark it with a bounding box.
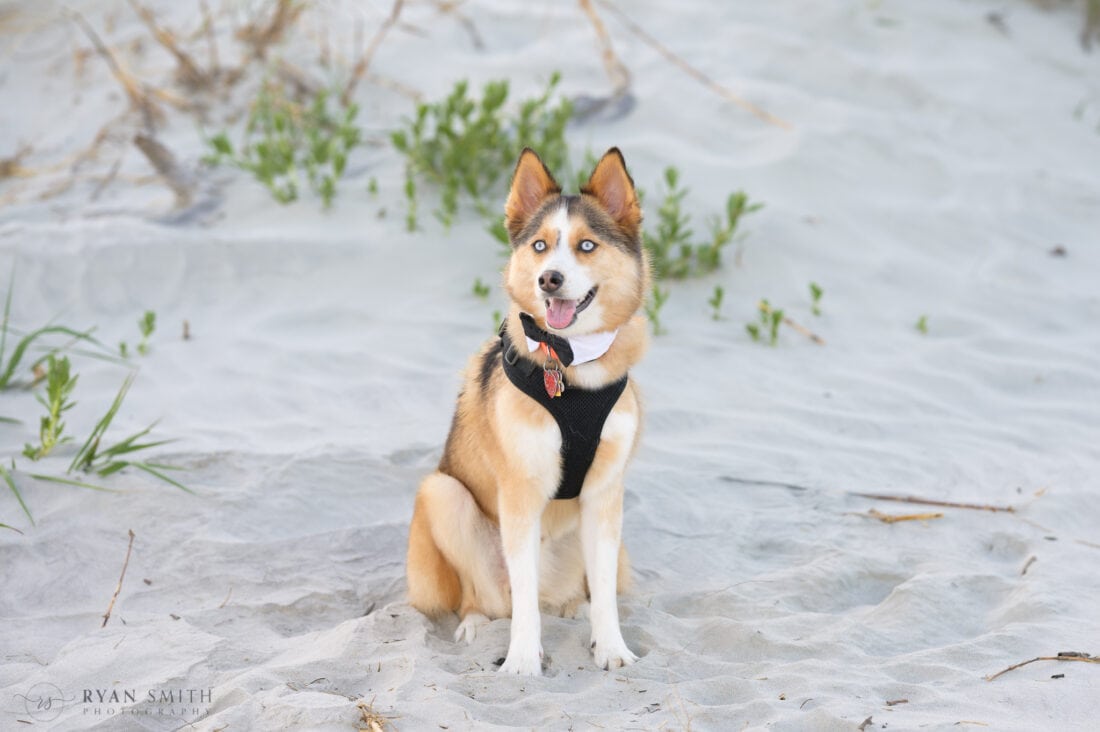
[809,282,823,316]
[205,83,360,208]
[67,375,191,493]
[403,166,419,231]
[1,462,30,531]
[645,284,670,335]
[916,315,928,334]
[472,278,491,299]
[642,169,761,280]
[22,356,77,461]
[120,310,157,358]
[392,73,573,229]
[708,285,724,321]
[746,298,783,345]
[695,192,763,275]
[643,167,693,280]
[137,311,155,355]
[0,272,99,391]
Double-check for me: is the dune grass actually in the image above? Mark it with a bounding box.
[1,279,190,531]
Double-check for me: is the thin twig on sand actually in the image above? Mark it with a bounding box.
[851,492,1015,514]
[1020,556,1037,575]
[863,509,943,524]
[199,0,219,74]
[69,10,162,130]
[102,529,136,628]
[578,0,631,97]
[342,0,404,106]
[759,301,825,345]
[985,652,1100,681]
[237,0,304,60]
[433,1,485,50]
[595,0,790,129]
[275,59,320,100]
[0,145,32,179]
[133,133,195,205]
[128,0,208,88]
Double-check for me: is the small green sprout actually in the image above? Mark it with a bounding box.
[472,278,491,299]
[23,355,77,461]
[137,311,155,356]
[404,168,418,231]
[916,315,929,334]
[763,300,784,345]
[708,285,725,321]
[642,166,693,280]
[695,191,763,276]
[809,282,823,316]
[746,299,783,346]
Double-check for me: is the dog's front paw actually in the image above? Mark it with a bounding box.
[454,613,490,644]
[591,637,638,670]
[498,646,543,676]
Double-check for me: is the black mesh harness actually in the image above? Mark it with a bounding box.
[499,317,628,500]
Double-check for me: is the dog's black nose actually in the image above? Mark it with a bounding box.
[538,270,564,293]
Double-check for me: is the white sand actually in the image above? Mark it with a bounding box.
[2,0,1100,729]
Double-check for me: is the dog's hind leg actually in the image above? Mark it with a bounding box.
[407,483,462,617]
[406,472,510,637]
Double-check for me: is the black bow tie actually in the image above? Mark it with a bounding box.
[518,313,575,366]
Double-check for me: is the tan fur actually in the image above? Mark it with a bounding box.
[406,148,649,669]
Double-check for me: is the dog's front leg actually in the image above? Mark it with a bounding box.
[580,480,638,670]
[498,496,545,675]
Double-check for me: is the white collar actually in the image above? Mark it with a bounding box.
[525,329,618,366]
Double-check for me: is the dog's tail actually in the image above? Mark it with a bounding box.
[406,489,462,616]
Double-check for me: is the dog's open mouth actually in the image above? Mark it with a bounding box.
[545,286,597,330]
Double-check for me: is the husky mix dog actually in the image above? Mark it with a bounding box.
[406,147,649,675]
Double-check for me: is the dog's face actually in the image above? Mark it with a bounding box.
[502,148,647,336]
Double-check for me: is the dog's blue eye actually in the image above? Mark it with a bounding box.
[533,240,547,252]
[579,240,596,252]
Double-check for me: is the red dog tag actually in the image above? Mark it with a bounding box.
[543,367,564,398]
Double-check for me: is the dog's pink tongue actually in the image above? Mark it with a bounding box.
[546,298,577,329]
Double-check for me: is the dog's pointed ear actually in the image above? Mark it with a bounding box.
[505,148,561,240]
[582,147,641,236]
